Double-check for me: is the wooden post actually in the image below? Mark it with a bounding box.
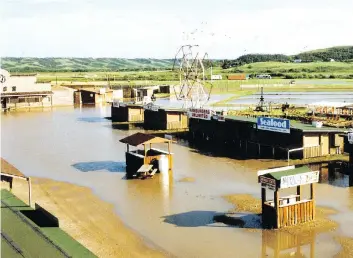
[261,186,266,227]
[297,185,301,201]
[28,177,32,208]
[274,190,279,229]
[272,147,275,158]
[311,183,315,219]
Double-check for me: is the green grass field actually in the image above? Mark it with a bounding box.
[1,189,96,258]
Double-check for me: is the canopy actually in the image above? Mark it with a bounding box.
[258,165,319,190]
[119,132,172,147]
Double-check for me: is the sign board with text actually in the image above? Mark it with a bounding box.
[188,108,212,120]
[257,117,290,134]
[259,176,276,190]
[280,171,319,189]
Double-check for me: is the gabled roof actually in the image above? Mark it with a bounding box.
[119,132,171,146]
[263,166,312,181]
[258,165,319,189]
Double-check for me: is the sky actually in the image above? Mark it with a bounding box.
[1,0,353,59]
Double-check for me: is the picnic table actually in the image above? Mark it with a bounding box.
[137,165,153,177]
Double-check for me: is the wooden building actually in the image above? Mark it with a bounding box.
[74,88,113,105]
[1,69,53,111]
[119,133,173,179]
[144,107,189,130]
[111,103,144,122]
[258,165,319,229]
[189,116,346,159]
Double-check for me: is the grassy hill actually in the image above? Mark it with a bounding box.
[221,61,353,79]
[1,57,175,72]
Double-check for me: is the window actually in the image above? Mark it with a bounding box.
[3,87,7,92]
[12,86,16,92]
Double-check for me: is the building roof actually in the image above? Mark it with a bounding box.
[263,166,311,181]
[225,115,346,133]
[1,91,53,96]
[119,132,172,146]
[258,165,319,189]
[79,88,113,94]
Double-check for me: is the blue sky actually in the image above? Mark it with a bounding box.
[1,0,353,58]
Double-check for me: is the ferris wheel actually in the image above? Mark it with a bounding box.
[172,45,213,109]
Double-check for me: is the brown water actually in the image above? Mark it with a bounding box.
[1,105,353,257]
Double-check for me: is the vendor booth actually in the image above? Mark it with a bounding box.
[258,165,320,229]
[120,133,173,179]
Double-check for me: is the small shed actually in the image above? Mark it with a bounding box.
[144,107,189,130]
[258,165,320,229]
[111,103,144,122]
[119,133,173,179]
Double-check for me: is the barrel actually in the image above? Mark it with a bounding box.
[158,155,169,174]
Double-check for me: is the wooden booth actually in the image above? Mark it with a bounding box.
[258,165,320,229]
[119,133,173,179]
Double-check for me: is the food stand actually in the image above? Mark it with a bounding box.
[119,133,173,179]
[258,165,320,229]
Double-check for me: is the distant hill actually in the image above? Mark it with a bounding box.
[1,58,176,72]
[2,46,352,72]
[221,46,353,69]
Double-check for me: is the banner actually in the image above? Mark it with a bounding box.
[257,117,290,134]
[280,171,319,189]
[188,108,212,120]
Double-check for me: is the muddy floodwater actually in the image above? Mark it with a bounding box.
[1,105,353,257]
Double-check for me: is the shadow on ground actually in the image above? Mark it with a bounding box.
[72,161,126,173]
[162,211,221,227]
[162,211,262,228]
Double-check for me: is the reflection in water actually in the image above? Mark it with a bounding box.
[307,161,352,187]
[110,123,144,131]
[262,230,316,258]
[126,171,174,215]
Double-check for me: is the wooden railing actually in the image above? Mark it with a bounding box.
[263,199,314,228]
[278,200,314,227]
[303,146,321,159]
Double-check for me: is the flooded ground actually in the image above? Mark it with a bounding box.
[1,105,353,257]
[229,91,353,106]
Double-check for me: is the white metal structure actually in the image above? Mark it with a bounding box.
[172,45,212,109]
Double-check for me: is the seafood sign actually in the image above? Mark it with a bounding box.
[257,117,290,134]
[280,171,319,189]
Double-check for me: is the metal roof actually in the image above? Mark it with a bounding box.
[119,132,171,146]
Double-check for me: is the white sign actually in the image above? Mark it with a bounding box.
[257,117,290,134]
[211,75,222,80]
[144,103,159,112]
[348,132,353,144]
[280,171,319,189]
[188,108,212,120]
